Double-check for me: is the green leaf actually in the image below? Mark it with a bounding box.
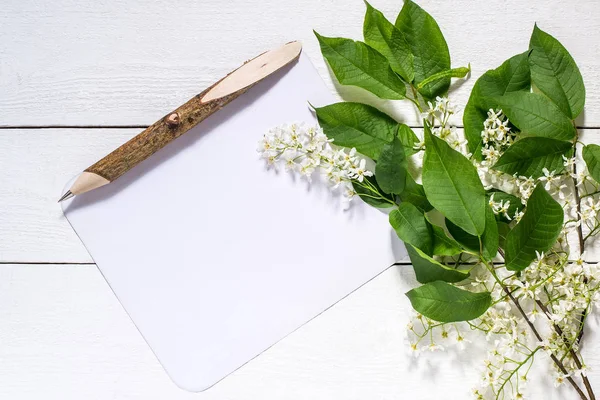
[397,124,420,156]
[463,52,531,159]
[375,137,407,194]
[497,221,510,249]
[505,183,564,271]
[583,144,600,184]
[422,128,486,236]
[529,24,585,119]
[406,245,468,283]
[315,102,397,160]
[395,0,450,99]
[389,202,433,255]
[492,137,573,178]
[416,65,470,90]
[429,223,463,256]
[446,219,478,252]
[398,173,433,212]
[314,31,406,100]
[406,281,491,322]
[482,206,499,259]
[363,1,413,82]
[492,92,576,141]
[353,176,395,208]
[487,190,524,223]
[446,205,499,261]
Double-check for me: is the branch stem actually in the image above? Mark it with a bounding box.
[573,144,585,252]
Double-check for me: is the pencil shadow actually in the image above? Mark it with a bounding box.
[63,58,300,214]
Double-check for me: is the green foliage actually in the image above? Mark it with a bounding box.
[416,65,470,91]
[463,52,530,159]
[397,124,420,156]
[395,0,450,100]
[406,245,468,283]
[497,221,511,249]
[529,25,585,119]
[406,281,491,322]
[314,102,397,160]
[492,92,576,141]
[422,127,486,236]
[353,176,395,208]
[363,1,413,82]
[429,223,463,256]
[398,173,433,212]
[446,205,498,261]
[390,202,433,255]
[314,32,406,100]
[492,137,573,178]
[375,137,407,194]
[583,144,600,184]
[483,205,500,260]
[445,218,478,253]
[316,0,463,105]
[505,184,564,271]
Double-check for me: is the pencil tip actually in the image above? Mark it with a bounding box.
[58,190,74,203]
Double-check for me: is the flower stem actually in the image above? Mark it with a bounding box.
[494,346,541,400]
[409,85,424,113]
[580,190,600,199]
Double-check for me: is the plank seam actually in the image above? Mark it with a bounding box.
[0,125,148,129]
[0,262,96,265]
[1,125,599,130]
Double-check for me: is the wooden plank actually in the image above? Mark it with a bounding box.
[0,129,136,263]
[1,0,599,127]
[2,263,596,399]
[2,128,599,263]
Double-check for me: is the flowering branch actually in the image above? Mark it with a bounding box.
[262,2,597,398]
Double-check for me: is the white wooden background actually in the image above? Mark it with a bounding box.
[2,1,600,399]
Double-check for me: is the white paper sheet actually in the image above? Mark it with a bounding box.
[62,52,404,392]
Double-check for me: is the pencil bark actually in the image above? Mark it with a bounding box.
[85,79,250,182]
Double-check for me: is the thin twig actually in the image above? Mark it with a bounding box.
[573,145,586,253]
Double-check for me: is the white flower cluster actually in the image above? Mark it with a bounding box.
[521,252,600,335]
[421,96,467,154]
[483,157,579,216]
[580,196,600,227]
[407,312,471,357]
[488,193,514,221]
[481,109,515,166]
[257,123,373,204]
